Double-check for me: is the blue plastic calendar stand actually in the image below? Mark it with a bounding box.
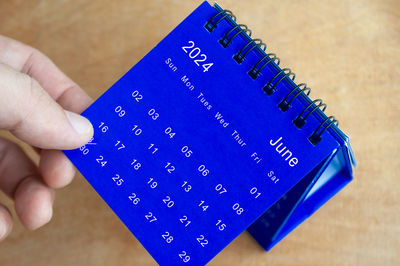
[64,2,356,265]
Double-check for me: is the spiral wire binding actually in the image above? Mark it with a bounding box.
[234,38,266,64]
[205,8,338,145]
[249,53,280,79]
[205,9,236,32]
[220,24,252,47]
[309,116,338,145]
[279,83,311,112]
[264,68,295,95]
[293,99,326,129]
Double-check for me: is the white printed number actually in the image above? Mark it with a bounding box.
[148,143,158,154]
[181,145,193,158]
[148,108,159,120]
[131,159,142,170]
[198,164,209,176]
[181,181,192,192]
[182,41,214,72]
[112,174,124,186]
[145,212,157,222]
[250,187,261,199]
[115,106,125,117]
[162,231,174,244]
[162,196,175,208]
[215,184,227,195]
[196,235,208,247]
[128,193,140,205]
[79,145,89,155]
[198,200,209,212]
[132,125,143,136]
[179,251,190,263]
[165,127,175,139]
[232,203,244,215]
[98,122,109,133]
[96,156,107,167]
[216,219,226,231]
[79,137,94,155]
[114,140,125,150]
[165,162,175,173]
[131,90,143,102]
[147,178,158,189]
[179,215,191,227]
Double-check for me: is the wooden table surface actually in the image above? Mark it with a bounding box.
[0,0,399,265]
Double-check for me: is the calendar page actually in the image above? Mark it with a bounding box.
[64,2,339,265]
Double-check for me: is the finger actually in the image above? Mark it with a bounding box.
[14,177,54,230]
[0,137,37,197]
[39,150,76,189]
[0,138,54,230]
[0,203,12,241]
[0,63,93,150]
[0,35,92,113]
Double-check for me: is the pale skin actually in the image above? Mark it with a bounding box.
[0,35,94,241]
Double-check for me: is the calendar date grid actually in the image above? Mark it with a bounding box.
[76,87,268,263]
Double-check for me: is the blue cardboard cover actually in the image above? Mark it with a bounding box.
[64,2,352,265]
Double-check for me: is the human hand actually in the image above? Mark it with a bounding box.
[0,35,93,241]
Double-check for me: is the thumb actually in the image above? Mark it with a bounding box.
[0,63,93,149]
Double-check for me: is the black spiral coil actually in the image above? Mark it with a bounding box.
[205,8,338,145]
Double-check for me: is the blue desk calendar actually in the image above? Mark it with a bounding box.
[64,1,356,265]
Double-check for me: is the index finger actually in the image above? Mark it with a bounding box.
[0,35,92,113]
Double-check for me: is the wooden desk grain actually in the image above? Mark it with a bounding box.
[0,0,399,265]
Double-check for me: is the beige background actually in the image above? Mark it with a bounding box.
[0,0,399,265]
